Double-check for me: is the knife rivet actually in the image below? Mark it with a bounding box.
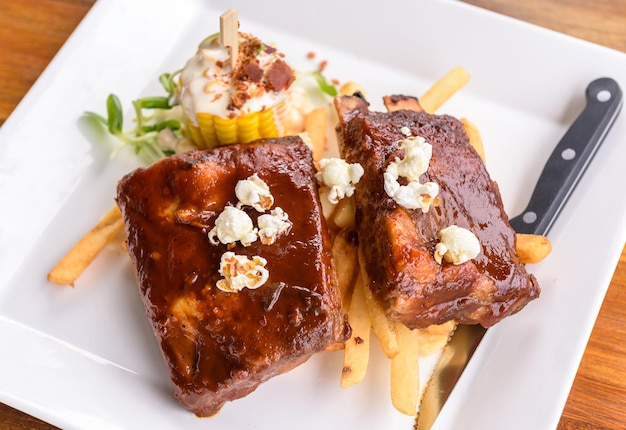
[561,148,576,160]
[522,211,537,224]
[597,89,612,102]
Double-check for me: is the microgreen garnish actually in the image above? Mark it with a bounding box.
[106,93,124,135]
[198,32,220,49]
[311,70,338,97]
[159,71,181,97]
[294,70,338,99]
[85,73,187,164]
[134,96,171,110]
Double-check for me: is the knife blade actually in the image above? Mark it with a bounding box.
[416,77,623,430]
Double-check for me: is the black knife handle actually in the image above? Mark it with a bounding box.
[509,77,622,236]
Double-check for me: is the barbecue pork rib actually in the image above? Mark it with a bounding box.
[116,137,349,417]
[335,95,540,329]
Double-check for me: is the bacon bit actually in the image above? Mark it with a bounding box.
[230,91,248,110]
[243,63,264,82]
[267,59,295,92]
[318,60,328,72]
[306,51,316,59]
[331,78,340,86]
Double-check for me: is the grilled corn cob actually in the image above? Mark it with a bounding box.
[189,101,287,148]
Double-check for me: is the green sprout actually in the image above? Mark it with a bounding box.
[310,70,338,97]
[85,72,184,163]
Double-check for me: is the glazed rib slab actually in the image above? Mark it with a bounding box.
[116,137,348,416]
[335,96,540,329]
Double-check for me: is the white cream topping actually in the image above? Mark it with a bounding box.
[208,206,258,246]
[235,173,274,212]
[315,157,364,204]
[216,251,269,292]
[384,135,439,212]
[258,207,292,245]
[434,225,481,265]
[179,38,290,124]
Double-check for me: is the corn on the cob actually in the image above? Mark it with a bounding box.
[258,108,279,138]
[237,111,261,143]
[213,115,238,145]
[190,102,287,148]
[186,118,208,149]
[197,113,221,148]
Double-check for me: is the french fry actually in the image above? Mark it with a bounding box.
[48,205,124,286]
[516,233,552,264]
[390,321,421,415]
[358,245,399,359]
[305,106,327,161]
[318,186,338,226]
[417,320,457,357]
[419,65,470,114]
[332,195,356,230]
[340,273,371,389]
[364,292,399,359]
[460,117,485,163]
[332,229,359,308]
[339,81,367,98]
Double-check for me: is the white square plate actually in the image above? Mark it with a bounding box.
[1,0,626,429]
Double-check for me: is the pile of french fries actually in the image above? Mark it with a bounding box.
[47,65,552,417]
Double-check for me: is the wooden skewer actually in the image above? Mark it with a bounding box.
[220,9,239,70]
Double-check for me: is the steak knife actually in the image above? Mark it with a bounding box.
[416,77,623,430]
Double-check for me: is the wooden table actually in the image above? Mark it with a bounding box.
[1,0,625,428]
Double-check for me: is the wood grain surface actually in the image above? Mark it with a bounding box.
[1,0,625,428]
